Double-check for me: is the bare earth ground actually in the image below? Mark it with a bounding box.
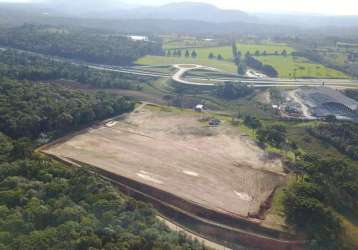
[43,105,286,217]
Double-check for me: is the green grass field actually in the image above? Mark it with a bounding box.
[139,40,349,78]
[256,55,349,78]
[167,43,295,60]
[163,37,220,49]
[135,55,237,72]
[137,42,295,73]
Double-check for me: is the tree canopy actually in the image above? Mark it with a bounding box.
[0,77,134,139]
[245,55,278,77]
[309,122,358,160]
[0,24,163,65]
[0,133,207,250]
[0,72,207,250]
[213,82,254,100]
[0,49,151,90]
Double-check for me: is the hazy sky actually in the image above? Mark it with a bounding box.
[1,0,358,15]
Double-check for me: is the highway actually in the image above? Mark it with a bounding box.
[3,46,357,89]
[95,63,358,89]
[171,64,216,86]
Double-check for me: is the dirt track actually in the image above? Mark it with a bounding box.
[43,105,286,217]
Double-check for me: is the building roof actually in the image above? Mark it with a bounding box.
[297,87,358,111]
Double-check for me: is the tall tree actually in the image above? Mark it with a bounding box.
[236,50,242,65]
[232,41,238,61]
[237,62,247,75]
[282,49,288,56]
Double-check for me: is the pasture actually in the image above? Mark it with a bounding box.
[166,43,295,60]
[256,55,349,78]
[137,42,295,73]
[140,38,349,78]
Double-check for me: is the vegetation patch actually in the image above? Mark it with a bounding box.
[255,55,349,78]
[0,24,163,65]
[0,133,207,250]
[136,55,237,72]
[308,122,358,160]
[0,78,134,139]
[0,49,152,90]
[166,42,295,60]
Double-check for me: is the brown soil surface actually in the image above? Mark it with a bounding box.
[43,106,286,217]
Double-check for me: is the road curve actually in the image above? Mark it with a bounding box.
[172,64,216,86]
[2,46,357,89]
[170,64,358,89]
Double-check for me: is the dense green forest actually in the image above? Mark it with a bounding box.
[0,76,207,249]
[243,115,358,249]
[0,49,151,90]
[285,154,358,249]
[0,77,134,139]
[309,122,358,160]
[0,133,206,250]
[0,24,163,65]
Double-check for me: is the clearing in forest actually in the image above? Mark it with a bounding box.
[42,105,286,218]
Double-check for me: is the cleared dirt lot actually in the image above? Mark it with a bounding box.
[43,105,286,217]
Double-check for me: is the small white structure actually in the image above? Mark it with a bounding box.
[194,104,204,112]
[127,35,149,42]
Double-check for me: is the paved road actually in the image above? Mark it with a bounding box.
[171,64,216,86]
[3,46,357,89]
[93,63,358,89]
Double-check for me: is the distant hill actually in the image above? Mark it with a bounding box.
[49,1,252,23]
[126,2,252,23]
[0,1,358,38]
[256,13,358,28]
[0,1,251,23]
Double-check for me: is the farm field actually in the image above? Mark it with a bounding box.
[256,55,350,78]
[42,104,287,218]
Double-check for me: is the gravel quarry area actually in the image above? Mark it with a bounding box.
[43,105,286,218]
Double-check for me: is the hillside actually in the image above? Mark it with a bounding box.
[129,2,251,23]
